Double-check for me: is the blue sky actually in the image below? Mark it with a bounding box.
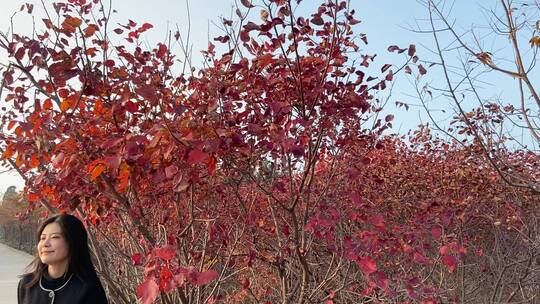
[0,0,533,192]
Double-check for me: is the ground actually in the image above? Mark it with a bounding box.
[0,243,32,304]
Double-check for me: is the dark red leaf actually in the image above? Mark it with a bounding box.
[311,15,324,26]
[125,101,138,113]
[240,0,254,8]
[165,165,178,178]
[381,64,392,73]
[408,44,416,56]
[187,150,208,165]
[418,64,427,75]
[385,70,393,81]
[132,253,144,266]
[104,155,122,171]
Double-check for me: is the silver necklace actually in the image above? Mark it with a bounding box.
[39,273,74,304]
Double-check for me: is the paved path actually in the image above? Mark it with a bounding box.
[0,243,32,304]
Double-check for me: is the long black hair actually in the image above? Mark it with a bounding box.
[23,214,99,288]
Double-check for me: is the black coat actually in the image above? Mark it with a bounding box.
[17,272,108,304]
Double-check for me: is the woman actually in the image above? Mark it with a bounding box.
[17,214,108,304]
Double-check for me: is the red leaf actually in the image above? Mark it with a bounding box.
[408,44,416,56]
[136,85,157,101]
[372,271,389,290]
[155,245,176,261]
[157,43,168,59]
[240,0,254,8]
[413,252,430,265]
[136,279,159,304]
[381,64,392,73]
[42,18,53,29]
[140,22,153,32]
[165,165,179,178]
[132,253,144,266]
[25,3,34,14]
[311,15,324,26]
[58,88,69,99]
[257,54,274,69]
[439,244,451,255]
[242,277,250,289]
[187,150,208,165]
[243,22,259,32]
[404,65,412,74]
[191,269,219,286]
[357,257,377,275]
[431,227,442,238]
[387,45,404,53]
[240,30,250,43]
[369,214,385,230]
[14,47,25,61]
[443,255,457,273]
[104,155,121,171]
[125,101,138,113]
[104,59,115,67]
[385,70,393,81]
[418,64,427,75]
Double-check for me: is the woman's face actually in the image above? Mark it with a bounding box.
[37,222,70,267]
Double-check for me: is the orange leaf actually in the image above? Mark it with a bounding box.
[29,154,40,168]
[60,99,71,112]
[43,99,53,110]
[90,163,106,180]
[257,54,274,70]
[64,16,82,28]
[85,47,97,56]
[14,126,23,136]
[84,24,98,37]
[27,193,40,202]
[7,120,17,130]
[205,155,217,175]
[2,144,15,159]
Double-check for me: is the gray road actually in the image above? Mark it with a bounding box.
[0,243,32,304]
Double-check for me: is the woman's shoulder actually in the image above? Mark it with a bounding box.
[18,273,34,287]
[17,273,37,303]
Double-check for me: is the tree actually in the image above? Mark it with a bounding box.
[0,0,538,303]
[412,0,540,193]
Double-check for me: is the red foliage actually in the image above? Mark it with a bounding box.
[1,0,538,303]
